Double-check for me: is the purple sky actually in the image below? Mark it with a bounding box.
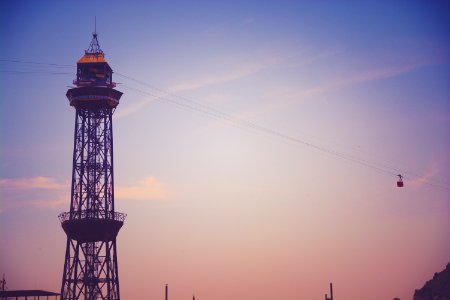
[1,1,449,299]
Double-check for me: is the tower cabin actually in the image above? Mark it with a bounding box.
[66,32,122,109]
[74,33,115,88]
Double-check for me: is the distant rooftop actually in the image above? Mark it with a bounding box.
[0,289,60,299]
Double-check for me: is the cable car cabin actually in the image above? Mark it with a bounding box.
[74,53,115,88]
[397,174,404,187]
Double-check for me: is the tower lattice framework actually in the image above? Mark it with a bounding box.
[59,32,125,300]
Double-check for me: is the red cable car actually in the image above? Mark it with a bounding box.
[397,174,404,187]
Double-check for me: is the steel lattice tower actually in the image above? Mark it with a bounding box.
[58,32,125,300]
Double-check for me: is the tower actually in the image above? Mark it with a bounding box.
[58,31,125,300]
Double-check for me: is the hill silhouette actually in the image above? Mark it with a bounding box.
[414,262,450,300]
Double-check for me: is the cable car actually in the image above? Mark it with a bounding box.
[397,174,404,187]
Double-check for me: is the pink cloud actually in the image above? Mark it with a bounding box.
[31,195,70,208]
[0,176,68,190]
[115,176,168,201]
[0,176,69,211]
[0,176,169,211]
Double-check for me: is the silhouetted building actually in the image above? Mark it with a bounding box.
[0,290,60,300]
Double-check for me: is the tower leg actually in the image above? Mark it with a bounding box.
[60,239,120,300]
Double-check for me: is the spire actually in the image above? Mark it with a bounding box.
[85,18,103,55]
[86,32,103,54]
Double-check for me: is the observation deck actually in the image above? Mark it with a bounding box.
[66,86,123,108]
[58,210,126,242]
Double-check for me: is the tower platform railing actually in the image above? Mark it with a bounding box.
[58,210,126,223]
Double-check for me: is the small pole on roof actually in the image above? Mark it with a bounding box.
[95,16,97,35]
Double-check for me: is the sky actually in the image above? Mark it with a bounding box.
[0,1,449,299]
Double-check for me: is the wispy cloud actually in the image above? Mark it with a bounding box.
[0,175,169,211]
[114,62,268,119]
[115,176,168,201]
[255,59,447,117]
[0,176,69,211]
[116,50,440,120]
[196,57,450,143]
[32,195,70,208]
[169,63,265,93]
[407,163,441,189]
[113,93,159,119]
[0,176,67,190]
[301,64,420,96]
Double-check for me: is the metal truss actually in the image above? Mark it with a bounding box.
[60,106,121,300]
[70,107,114,217]
[61,239,120,300]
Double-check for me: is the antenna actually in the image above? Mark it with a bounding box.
[165,284,168,300]
[85,17,103,54]
[325,282,333,300]
[1,274,7,292]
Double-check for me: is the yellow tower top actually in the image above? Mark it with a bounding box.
[73,32,114,88]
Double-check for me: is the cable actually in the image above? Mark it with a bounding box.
[0,70,72,75]
[120,81,450,192]
[117,74,450,192]
[2,59,449,192]
[0,59,74,68]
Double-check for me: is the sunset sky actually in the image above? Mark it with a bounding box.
[1,1,449,300]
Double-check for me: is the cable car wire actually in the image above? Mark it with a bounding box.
[1,59,449,192]
[116,73,450,192]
